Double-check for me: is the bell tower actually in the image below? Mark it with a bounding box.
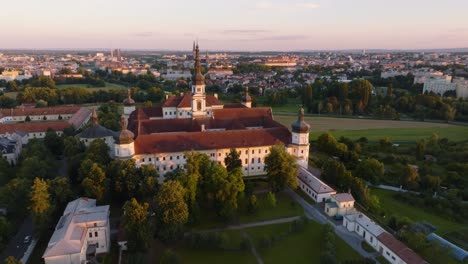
[291,108,310,168]
[191,42,207,118]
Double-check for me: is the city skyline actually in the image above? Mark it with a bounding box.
[1,0,468,51]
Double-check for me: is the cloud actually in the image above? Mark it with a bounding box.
[222,29,270,34]
[255,1,274,10]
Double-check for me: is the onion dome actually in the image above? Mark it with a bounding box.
[291,108,310,133]
[193,43,205,86]
[123,89,135,106]
[243,87,252,103]
[117,115,134,144]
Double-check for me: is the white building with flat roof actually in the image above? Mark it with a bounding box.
[43,198,110,264]
[422,79,456,95]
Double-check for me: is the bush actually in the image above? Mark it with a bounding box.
[240,237,250,250]
[247,195,259,214]
[159,249,180,264]
[259,235,272,249]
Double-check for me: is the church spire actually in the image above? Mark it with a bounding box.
[194,42,205,86]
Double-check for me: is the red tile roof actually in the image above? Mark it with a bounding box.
[0,106,81,117]
[134,127,291,154]
[0,121,72,134]
[162,93,223,108]
[377,232,427,264]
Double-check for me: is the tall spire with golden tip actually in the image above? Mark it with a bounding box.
[194,42,205,86]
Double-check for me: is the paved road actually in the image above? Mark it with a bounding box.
[0,215,34,261]
[285,188,377,259]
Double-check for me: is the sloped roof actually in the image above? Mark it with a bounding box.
[0,121,71,134]
[77,124,117,139]
[0,106,81,117]
[134,127,291,154]
[332,193,355,203]
[297,167,335,194]
[162,93,223,108]
[378,232,428,264]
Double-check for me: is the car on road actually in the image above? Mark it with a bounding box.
[23,236,31,244]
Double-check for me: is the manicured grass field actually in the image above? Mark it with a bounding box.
[273,115,468,142]
[178,248,257,264]
[56,82,127,91]
[371,188,466,235]
[190,192,304,231]
[246,221,362,263]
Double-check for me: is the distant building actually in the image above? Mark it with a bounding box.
[263,57,297,67]
[422,79,456,95]
[162,70,192,81]
[454,78,468,99]
[0,135,22,165]
[42,198,110,264]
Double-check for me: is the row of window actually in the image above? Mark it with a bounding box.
[88,231,99,238]
[141,149,270,164]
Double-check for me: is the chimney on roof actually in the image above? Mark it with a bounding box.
[201,124,205,131]
[165,94,169,100]
[214,93,218,99]
[180,92,184,97]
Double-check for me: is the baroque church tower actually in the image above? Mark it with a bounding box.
[290,108,310,168]
[191,43,207,118]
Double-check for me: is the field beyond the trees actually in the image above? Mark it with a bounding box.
[274,115,468,142]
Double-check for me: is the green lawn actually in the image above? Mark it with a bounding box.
[56,82,127,91]
[273,115,468,142]
[246,221,362,263]
[310,127,468,142]
[178,248,257,264]
[371,188,466,235]
[190,192,303,231]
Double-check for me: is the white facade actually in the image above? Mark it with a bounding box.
[423,79,456,95]
[43,198,110,264]
[343,213,384,250]
[297,167,336,203]
[454,78,468,99]
[162,70,192,80]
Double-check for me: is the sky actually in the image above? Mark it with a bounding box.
[1,0,468,51]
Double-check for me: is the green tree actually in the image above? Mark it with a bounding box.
[322,160,353,191]
[354,158,384,184]
[202,163,244,220]
[247,194,259,214]
[81,163,107,201]
[122,198,152,251]
[264,143,298,192]
[30,178,52,232]
[63,136,85,158]
[266,192,277,208]
[139,165,159,199]
[401,164,420,190]
[4,256,22,264]
[43,129,64,156]
[224,148,242,172]
[415,140,426,160]
[85,139,110,165]
[155,180,189,241]
[316,133,339,155]
[0,216,12,248]
[48,177,73,207]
